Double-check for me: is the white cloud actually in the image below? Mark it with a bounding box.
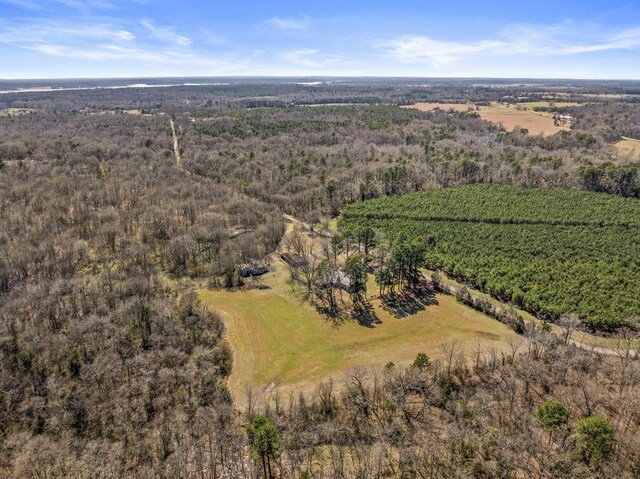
[559,26,640,53]
[0,0,41,9]
[27,42,168,61]
[141,19,191,47]
[377,23,640,65]
[22,40,252,72]
[198,28,226,46]
[280,48,344,69]
[281,48,320,67]
[376,36,507,65]
[2,14,639,79]
[265,15,310,31]
[0,22,135,43]
[0,17,252,73]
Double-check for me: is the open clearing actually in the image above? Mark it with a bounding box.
[89,109,151,116]
[199,260,516,402]
[403,102,475,113]
[404,102,570,136]
[300,103,363,107]
[514,101,582,110]
[613,136,640,160]
[0,108,35,116]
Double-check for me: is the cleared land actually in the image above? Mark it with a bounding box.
[514,101,582,110]
[403,102,475,113]
[199,260,516,402]
[613,136,640,160]
[404,102,570,136]
[302,103,363,107]
[89,109,151,116]
[0,108,35,116]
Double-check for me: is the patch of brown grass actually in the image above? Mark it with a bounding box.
[613,136,640,160]
[404,102,570,136]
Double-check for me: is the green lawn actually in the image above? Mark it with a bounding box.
[199,261,517,402]
[423,268,638,350]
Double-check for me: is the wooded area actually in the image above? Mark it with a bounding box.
[0,78,639,477]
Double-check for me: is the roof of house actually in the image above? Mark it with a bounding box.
[323,270,352,289]
[280,252,308,267]
[239,262,269,277]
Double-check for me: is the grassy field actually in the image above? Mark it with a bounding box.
[613,136,640,160]
[514,101,582,110]
[90,109,151,116]
[404,102,570,136]
[0,108,35,116]
[199,260,517,403]
[402,102,474,113]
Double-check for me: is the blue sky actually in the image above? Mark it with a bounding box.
[1,0,640,79]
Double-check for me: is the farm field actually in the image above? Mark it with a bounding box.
[404,102,570,135]
[514,101,582,110]
[613,136,640,160]
[341,184,640,331]
[198,260,517,403]
[402,102,475,113]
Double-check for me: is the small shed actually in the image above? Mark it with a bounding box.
[280,252,308,268]
[239,262,269,278]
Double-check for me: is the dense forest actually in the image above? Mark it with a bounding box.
[0,79,639,477]
[341,185,640,330]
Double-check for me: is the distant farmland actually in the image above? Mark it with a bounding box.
[404,102,570,136]
[515,101,582,110]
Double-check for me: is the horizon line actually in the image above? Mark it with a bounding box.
[2,75,640,82]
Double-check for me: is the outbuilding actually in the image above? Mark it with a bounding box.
[239,262,269,278]
[280,252,308,268]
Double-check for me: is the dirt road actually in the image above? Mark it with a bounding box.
[169,117,181,166]
[282,213,333,238]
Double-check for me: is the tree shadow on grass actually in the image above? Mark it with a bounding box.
[351,302,382,328]
[380,286,438,319]
[315,304,349,328]
[315,300,382,329]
